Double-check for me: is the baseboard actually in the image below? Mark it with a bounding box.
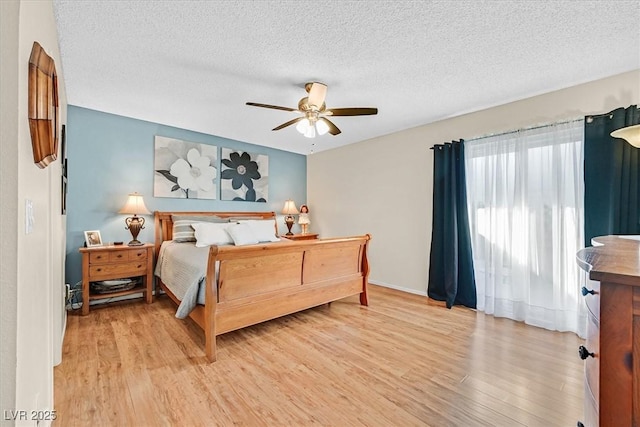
[368,280,428,297]
[54,310,66,367]
[60,311,66,347]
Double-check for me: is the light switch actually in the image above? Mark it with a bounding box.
[25,199,34,234]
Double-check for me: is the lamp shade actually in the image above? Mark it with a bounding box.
[315,119,330,136]
[118,192,151,215]
[296,119,310,134]
[303,125,316,139]
[611,124,640,148]
[282,199,299,215]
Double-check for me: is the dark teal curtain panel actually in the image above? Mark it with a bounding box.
[584,105,640,247]
[428,140,477,309]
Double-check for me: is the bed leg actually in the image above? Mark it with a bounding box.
[205,336,217,362]
[360,291,368,306]
[359,279,369,306]
[360,237,370,307]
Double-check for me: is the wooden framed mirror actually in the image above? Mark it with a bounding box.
[28,41,59,169]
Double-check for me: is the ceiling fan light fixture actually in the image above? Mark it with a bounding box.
[303,125,316,138]
[316,119,330,136]
[296,117,328,138]
[246,82,376,138]
[296,118,310,134]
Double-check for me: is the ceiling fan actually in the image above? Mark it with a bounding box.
[246,82,378,138]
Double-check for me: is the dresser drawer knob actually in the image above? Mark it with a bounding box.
[577,422,585,427]
[581,286,595,296]
[578,345,594,360]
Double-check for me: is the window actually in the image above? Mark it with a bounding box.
[465,120,587,336]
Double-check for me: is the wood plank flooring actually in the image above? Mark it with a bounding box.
[54,285,585,426]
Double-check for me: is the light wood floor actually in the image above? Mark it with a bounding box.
[54,285,585,426]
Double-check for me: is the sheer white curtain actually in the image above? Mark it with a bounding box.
[465,120,587,337]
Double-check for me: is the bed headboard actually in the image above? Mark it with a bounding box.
[154,211,277,258]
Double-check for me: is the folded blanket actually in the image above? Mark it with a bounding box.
[155,241,212,318]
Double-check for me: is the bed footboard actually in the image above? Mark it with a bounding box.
[204,235,371,361]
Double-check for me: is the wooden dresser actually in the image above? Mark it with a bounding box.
[576,235,640,427]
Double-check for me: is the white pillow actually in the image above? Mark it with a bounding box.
[226,223,259,246]
[192,222,233,247]
[171,215,227,242]
[237,219,280,243]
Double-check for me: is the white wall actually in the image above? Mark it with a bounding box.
[308,70,640,295]
[1,1,21,423]
[1,0,67,425]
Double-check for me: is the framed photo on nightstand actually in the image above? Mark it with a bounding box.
[84,230,103,247]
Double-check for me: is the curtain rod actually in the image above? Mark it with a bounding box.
[429,117,583,149]
[465,117,583,143]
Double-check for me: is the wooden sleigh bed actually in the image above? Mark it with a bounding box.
[154,211,371,362]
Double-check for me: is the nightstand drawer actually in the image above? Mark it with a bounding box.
[89,260,147,279]
[89,251,111,264]
[109,251,129,262]
[89,248,148,264]
[127,248,147,261]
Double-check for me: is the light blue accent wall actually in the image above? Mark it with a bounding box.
[65,106,307,286]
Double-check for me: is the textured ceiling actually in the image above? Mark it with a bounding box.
[53,0,640,155]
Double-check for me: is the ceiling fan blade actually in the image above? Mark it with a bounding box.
[319,117,341,136]
[272,116,305,131]
[325,107,378,116]
[307,82,327,108]
[246,102,297,112]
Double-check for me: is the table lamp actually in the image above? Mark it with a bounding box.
[281,199,299,236]
[118,192,151,246]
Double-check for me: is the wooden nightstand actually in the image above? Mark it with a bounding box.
[283,233,319,241]
[79,243,154,315]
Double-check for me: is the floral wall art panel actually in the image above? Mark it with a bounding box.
[220,148,268,202]
[154,136,217,199]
